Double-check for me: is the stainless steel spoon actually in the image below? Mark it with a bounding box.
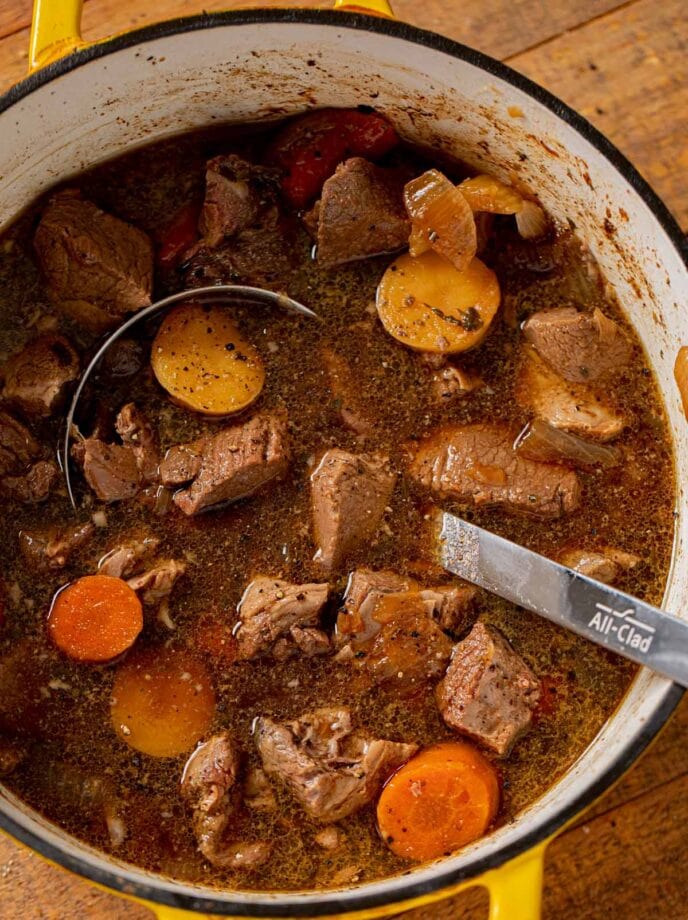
[63,284,318,508]
[436,510,688,687]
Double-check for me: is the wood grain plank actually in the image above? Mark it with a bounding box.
[0,0,633,89]
[509,0,688,229]
[0,0,632,55]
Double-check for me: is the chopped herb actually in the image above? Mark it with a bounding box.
[426,304,483,331]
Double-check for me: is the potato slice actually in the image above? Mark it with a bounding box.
[111,647,215,757]
[151,304,264,416]
[376,251,500,354]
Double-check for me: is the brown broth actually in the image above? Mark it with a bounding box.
[0,123,675,891]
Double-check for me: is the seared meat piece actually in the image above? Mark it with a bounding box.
[0,735,27,776]
[3,334,79,418]
[199,155,281,247]
[420,584,478,633]
[181,732,270,870]
[236,577,330,660]
[311,449,396,572]
[322,346,375,435]
[436,622,540,756]
[171,412,290,516]
[255,707,417,822]
[0,412,58,503]
[115,403,159,483]
[184,155,293,285]
[337,569,477,645]
[1,460,58,504]
[19,520,95,572]
[522,306,632,383]
[159,441,204,486]
[0,411,40,474]
[408,423,580,519]
[307,158,409,267]
[517,346,625,441]
[350,593,453,692]
[72,438,141,502]
[314,826,343,850]
[558,546,640,585]
[34,191,153,331]
[431,364,483,404]
[127,559,186,605]
[98,529,161,578]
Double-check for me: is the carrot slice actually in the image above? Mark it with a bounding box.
[151,304,264,416]
[377,741,500,861]
[47,575,143,663]
[110,647,215,757]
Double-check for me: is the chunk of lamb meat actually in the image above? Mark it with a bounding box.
[517,346,625,441]
[127,559,186,606]
[115,403,159,483]
[431,364,483,404]
[0,411,57,504]
[345,593,453,692]
[181,732,270,870]
[235,577,330,660]
[558,546,640,585]
[322,346,375,435]
[161,412,289,516]
[306,158,409,268]
[3,334,79,418]
[98,529,161,578]
[522,306,632,383]
[19,521,95,572]
[184,155,293,285]
[311,449,396,572]
[72,438,141,502]
[198,154,282,247]
[255,707,417,822]
[436,622,540,756]
[34,191,153,331]
[336,568,476,648]
[408,423,580,519]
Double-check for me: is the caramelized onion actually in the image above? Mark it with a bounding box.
[404,170,477,271]
[515,200,550,239]
[458,175,523,214]
[514,419,620,469]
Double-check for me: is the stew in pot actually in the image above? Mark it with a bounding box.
[0,108,675,890]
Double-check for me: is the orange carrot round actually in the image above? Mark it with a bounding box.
[377,741,500,861]
[47,575,143,663]
[110,647,215,757]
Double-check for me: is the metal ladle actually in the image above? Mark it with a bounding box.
[62,284,318,509]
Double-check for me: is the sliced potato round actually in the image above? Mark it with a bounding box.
[110,647,215,757]
[376,251,500,354]
[151,304,264,416]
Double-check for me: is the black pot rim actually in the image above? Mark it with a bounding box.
[0,8,685,916]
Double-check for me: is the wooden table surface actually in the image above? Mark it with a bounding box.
[0,0,686,917]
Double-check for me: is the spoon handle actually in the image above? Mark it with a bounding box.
[437,511,688,688]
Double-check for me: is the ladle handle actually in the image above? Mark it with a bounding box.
[29,0,395,72]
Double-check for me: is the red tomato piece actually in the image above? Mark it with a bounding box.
[157,200,201,267]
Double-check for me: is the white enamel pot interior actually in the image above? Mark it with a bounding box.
[0,10,686,918]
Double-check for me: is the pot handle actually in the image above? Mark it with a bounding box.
[28,0,394,71]
[483,842,547,920]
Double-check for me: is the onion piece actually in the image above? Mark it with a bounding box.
[515,200,550,239]
[674,347,688,418]
[404,169,477,271]
[458,175,523,214]
[514,418,621,469]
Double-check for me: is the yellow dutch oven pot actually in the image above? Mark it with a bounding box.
[1,0,687,918]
